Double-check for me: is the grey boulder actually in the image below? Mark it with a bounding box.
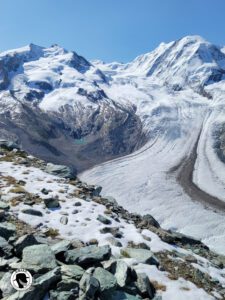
[21,209,43,217]
[6,267,61,300]
[114,260,130,288]
[14,234,40,256]
[0,201,9,210]
[61,264,85,281]
[51,240,71,255]
[0,222,16,240]
[0,236,13,257]
[135,272,155,298]
[21,244,57,272]
[45,163,76,179]
[65,245,111,266]
[79,272,100,299]
[0,139,19,150]
[108,291,142,300]
[93,267,117,294]
[0,271,14,297]
[44,197,60,209]
[97,214,112,225]
[121,248,159,266]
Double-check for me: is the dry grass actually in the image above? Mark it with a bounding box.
[167,273,178,281]
[0,155,14,162]
[10,197,21,206]
[152,280,167,291]
[45,228,59,238]
[9,186,26,194]
[0,150,27,162]
[2,176,17,185]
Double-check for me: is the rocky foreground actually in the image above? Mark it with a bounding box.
[0,141,224,299]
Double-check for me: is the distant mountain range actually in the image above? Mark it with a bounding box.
[1,35,225,253]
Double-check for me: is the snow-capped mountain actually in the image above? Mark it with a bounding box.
[1,35,225,255]
[93,35,225,90]
[0,43,145,172]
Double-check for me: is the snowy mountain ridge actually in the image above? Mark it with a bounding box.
[1,35,225,256]
[0,43,145,172]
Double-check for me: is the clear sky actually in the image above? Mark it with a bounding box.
[0,0,224,62]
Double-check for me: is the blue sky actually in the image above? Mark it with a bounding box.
[0,0,224,62]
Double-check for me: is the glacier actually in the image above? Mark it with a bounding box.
[81,36,225,255]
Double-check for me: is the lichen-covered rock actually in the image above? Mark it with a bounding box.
[49,290,78,300]
[45,163,76,179]
[79,271,100,299]
[93,267,117,293]
[44,197,60,209]
[92,185,102,197]
[114,260,130,288]
[0,222,16,240]
[65,245,111,266]
[61,264,85,281]
[0,236,13,257]
[106,237,122,247]
[21,244,57,272]
[0,271,14,297]
[51,240,71,255]
[0,140,19,150]
[14,234,40,256]
[0,201,9,210]
[108,291,142,300]
[104,196,118,206]
[97,214,112,225]
[5,267,61,300]
[121,248,159,266]
[135,272,155,298]
[137,214,160,229]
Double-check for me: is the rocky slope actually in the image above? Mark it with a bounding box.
[0,143,224,299]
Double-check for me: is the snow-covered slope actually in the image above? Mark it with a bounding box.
[0,145,224,300]
[81,36,225,255]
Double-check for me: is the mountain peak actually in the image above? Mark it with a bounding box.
[106,35,225,88]
[177,35,207,44]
